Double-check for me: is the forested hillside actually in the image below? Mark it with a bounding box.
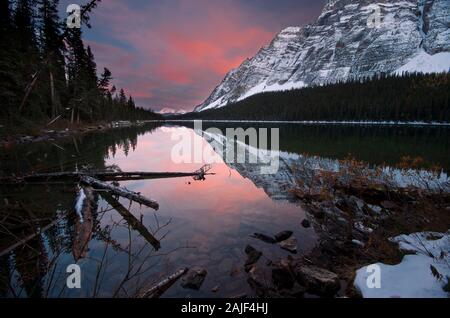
[181,72,450,122]
[0,0,160,128]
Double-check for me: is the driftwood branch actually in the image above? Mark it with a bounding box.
[80,176,159,210]
[139,268,188,298]
[101,193,161,250]
[19,69,42,113]
[47,114,62,126]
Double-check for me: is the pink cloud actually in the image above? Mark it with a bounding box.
[79,0,311,110]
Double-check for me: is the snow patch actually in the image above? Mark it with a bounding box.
[354,231,450,298]
[354,222,374,234]
[395,51,450,74]
[199,81,307,112]
[278,26,302,39]
[237,81,307,102]
[197,97,229,112]
[158,107,187,115]
[75,187,86,223]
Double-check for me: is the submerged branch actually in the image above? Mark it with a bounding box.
[138,268,188,298]
[101,193,161,250]
[80,176,159,210]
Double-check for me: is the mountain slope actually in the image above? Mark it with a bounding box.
[195,0,450,112]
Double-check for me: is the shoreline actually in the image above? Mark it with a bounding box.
[3,118,449,147]
[163,119,450,126]
[304,160,450,298]
[243,157,450,298]
[0,120,149,147]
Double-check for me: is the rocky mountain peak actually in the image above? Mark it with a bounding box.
[195,0,450,112]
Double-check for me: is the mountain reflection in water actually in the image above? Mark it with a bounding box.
[0,123,448,298]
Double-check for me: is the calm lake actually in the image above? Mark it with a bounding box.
[1,123,449,298]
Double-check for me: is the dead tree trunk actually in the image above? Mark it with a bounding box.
[19,70,42,113]
[101,194,161,250]
[70,107,75,124]
[80,176,159,210]
[47,115,62,127]
[49,71,56,118]
[3,170,214,183]
[138,268,188,298]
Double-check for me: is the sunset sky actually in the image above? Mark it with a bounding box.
[61,0,325,112]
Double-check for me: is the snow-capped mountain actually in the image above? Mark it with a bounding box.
[158,107,187,116]
[195,0,450,112]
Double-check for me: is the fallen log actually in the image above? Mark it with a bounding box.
[139,268,188,298]
[0,170,215,183]
[0,219,59,257]
[80,176,159,210]
[101,193,161,250]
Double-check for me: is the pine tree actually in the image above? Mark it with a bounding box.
[85,46,100,120]
[86,46,98,85]
[0,0,160,124]
[66,28,98,122]
[38,0,66,118]
[98,67,112,94]
[13,0,45,118]
[14,0,38,53]
[0,0,11,30]
[66,28,85,123]
[119,89,127,105]
[127,96,135,109]
[0,0,16,117]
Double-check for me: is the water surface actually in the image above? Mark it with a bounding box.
[0,123,448,298]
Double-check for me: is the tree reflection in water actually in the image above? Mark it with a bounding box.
[0,123,195,298]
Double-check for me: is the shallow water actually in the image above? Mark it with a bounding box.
[0,123,449,298]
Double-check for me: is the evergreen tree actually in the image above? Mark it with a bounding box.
[0,0,162,126]
[118,89,127,105]
[0,0,12,30]
[86,46,98,85]
[66,28,87,123]
[98,67,112,94]
[0,0,16,116]
[127,96,135,109]
[13,0,43,118]
[38,0,66,118]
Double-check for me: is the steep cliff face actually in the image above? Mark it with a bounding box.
[195,0,450,112]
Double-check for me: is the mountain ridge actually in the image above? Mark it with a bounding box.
[195,0,450,112]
